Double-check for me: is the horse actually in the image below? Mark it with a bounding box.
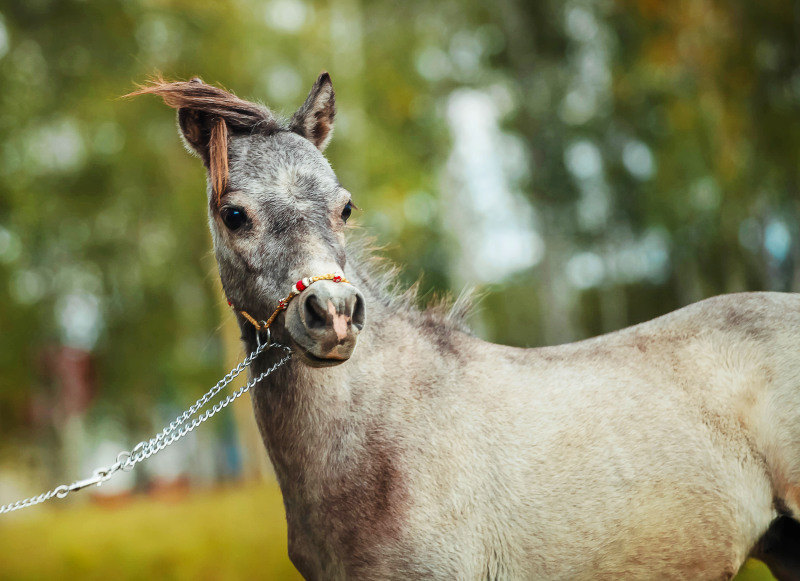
[129,73,800,580]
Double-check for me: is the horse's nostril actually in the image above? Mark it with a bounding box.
[352,292,366,331]
[304,293,327,330]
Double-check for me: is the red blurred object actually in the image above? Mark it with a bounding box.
[33,345,96,424]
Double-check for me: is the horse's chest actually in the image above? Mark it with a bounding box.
[280,447,412,578]
[284,490,407,580]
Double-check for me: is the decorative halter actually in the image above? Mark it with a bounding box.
[228,273,349,333]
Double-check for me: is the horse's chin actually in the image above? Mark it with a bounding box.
[294,348,352,368]
[288,336,354,368]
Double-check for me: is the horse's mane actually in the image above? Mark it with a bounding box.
[124,77,279,205]
[348,236,475,335]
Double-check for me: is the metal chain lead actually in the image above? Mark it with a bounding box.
[0,339,291,515]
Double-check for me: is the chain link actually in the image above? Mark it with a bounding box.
[0,340,291,515]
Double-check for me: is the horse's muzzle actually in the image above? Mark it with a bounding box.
[284,280,366,366]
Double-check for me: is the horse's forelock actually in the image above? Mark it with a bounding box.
[124,77,274,129]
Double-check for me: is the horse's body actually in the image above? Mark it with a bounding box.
[253,283,796,580]
[132,74,800,579]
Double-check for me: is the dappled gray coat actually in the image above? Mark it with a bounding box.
[132,73,800,580]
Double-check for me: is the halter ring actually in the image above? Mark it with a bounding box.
[256,326,270,349]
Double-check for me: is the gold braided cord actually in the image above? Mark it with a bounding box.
[239,310,261,329]
[236,273,350,332]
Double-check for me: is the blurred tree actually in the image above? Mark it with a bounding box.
[457,0,800,349]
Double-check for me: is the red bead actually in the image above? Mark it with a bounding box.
[296,280,306,291]
[333,275,342,283]
[227,300,232,306]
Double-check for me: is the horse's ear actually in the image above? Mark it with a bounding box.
[290,72,335,151]
[177,78,213,164]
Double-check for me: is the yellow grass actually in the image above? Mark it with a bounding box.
[0,481,777,580]
[0,482,302,580]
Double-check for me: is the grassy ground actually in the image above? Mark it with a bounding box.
[0,482,302,580]
[0,481,777,580]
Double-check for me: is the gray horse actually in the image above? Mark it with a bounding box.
[130,74,800,580]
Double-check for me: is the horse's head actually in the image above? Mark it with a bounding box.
[130,73,365,366]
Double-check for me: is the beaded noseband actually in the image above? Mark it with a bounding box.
[228,273,349,333]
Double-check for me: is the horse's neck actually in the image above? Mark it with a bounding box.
[243,280,434,495]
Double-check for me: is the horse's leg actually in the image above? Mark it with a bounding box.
[750,514,800,581]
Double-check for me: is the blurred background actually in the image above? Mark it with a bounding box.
[0,0,797,578]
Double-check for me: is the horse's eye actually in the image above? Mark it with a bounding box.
[342,201,353,223]
[220,206,248,231]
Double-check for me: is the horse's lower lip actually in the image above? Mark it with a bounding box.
[300,350,349,367]
[289,337,350,367]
